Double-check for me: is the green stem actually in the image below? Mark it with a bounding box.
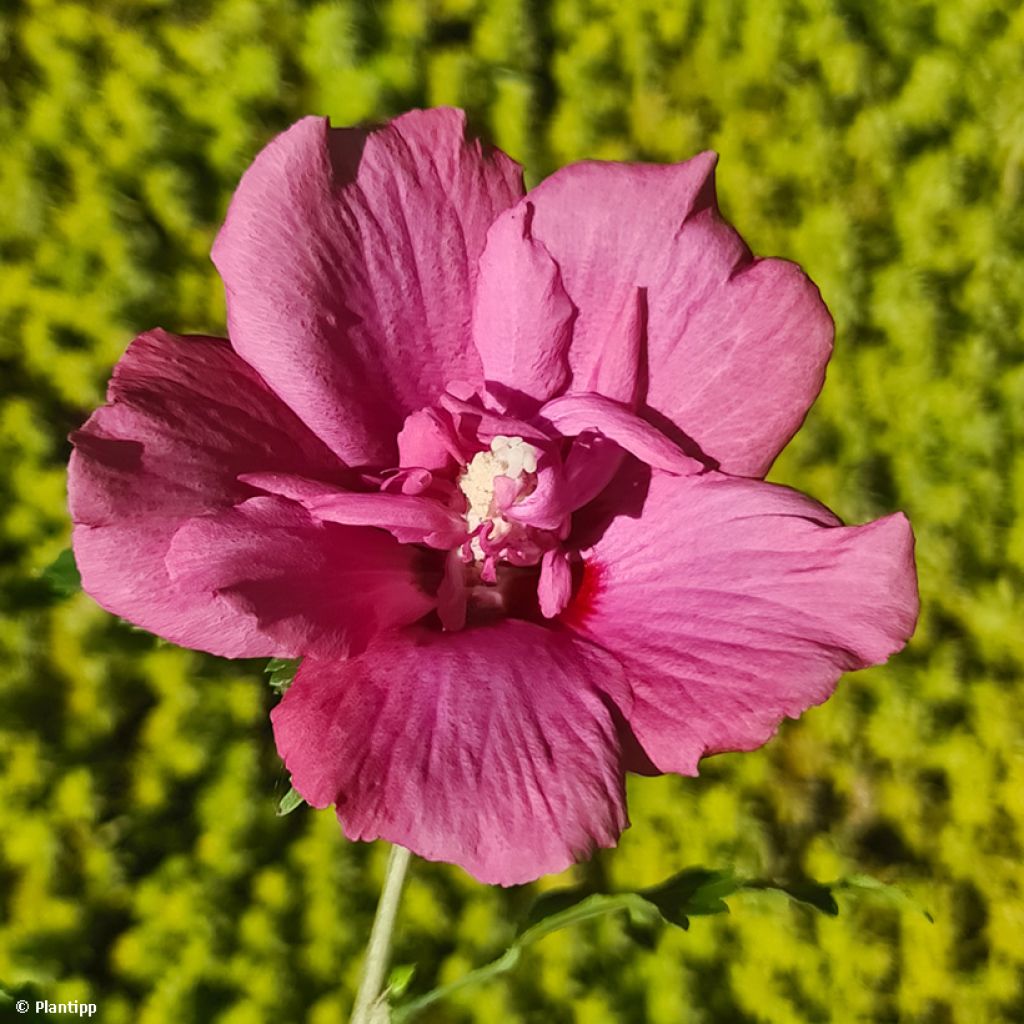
[349,844,412,1024]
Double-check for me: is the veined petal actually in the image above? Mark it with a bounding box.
[396,407,464,472]
[540,392,705,476]
[526,157,833,477]
[472,201,575,407]
[272,622,631,885]
[68,329,347,656]
[565,473,919,774]
[538,549,573,618]
[166,497,436,659]
[239,473,466,549]
[212,109,524,466]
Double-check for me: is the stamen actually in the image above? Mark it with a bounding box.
[458,436,541,561]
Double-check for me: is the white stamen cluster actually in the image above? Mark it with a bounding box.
[459,435,540,557]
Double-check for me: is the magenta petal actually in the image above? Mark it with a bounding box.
[540,392,704,475]
[576,286,645,406]
[72,520,272,658]
[240,473,466,549]
[568,473,919,775]
[472,201,575,405]
[538,549,573,618]
[396,408,463,472]
[272,622,631,885]
[68,330,346,656]
[526,158,833,476]
[504,459,571,531]
[166,497,435,659]
[212,110,524,466]
[562,434,626,513]
[304,492,466,549]
[437,549,468,631]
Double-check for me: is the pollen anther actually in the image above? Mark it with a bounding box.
[458,436,541,559]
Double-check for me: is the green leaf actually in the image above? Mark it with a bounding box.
[265,658,301,694]
[276,785,304,816]
[767,880,840,916]
[834,874,934,922]
[640,867,740,927]
[40,548,80,597]
[392,892,649,1022]
[387,964,416,999]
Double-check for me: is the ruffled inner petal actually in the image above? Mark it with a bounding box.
[472,200,575,408]
[240,472,466,549]
[166,497,436,660]
[540,392,705,476]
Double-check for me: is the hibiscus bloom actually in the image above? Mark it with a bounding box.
[68,109,918,885]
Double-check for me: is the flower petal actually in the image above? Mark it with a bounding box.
[239,472,466,549]
[526,157,833,476]
[68,330,347,656]
[271,622,631,885]
[212,109,525,466]
[538,549,573,618]
[165,497,435,659]
[71,519,271,657]
[473,201,575,407]
[540,392,705,476]
[565,473,919,774]
[396,407,463,472]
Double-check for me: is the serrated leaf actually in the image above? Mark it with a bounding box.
[40,548,81,597]
[265,657,301,694]
[276,785,304,816]
[640,867,739,926]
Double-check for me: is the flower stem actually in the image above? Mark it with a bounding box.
[349,844,412,1024]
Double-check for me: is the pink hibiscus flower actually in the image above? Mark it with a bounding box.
[68,109,918,886]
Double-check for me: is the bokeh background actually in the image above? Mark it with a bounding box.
[2,0,1023,1021]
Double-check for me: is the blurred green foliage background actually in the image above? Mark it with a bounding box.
[2,0,1023,1021]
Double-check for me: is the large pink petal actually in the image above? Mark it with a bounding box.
[272,622,631,885]
[212,109,525,466]
[166,497,435,659]
[472,202,574,407]
[526,157,833,476]
[68,330,349,656]
[565,473,918,775]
